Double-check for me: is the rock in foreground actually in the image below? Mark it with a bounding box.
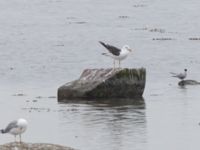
[0,142,75,150]
[58,68,146,101]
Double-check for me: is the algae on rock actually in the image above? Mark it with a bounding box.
[0,142,75,150]
[58,68,146,101]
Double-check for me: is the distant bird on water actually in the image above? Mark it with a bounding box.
[99,41,132,69]
[170,69,187,80]
[1,118,28,143]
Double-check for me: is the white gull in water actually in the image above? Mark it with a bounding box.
[170,69,187,80]
[99,41,132,69]
[1,118,28,142]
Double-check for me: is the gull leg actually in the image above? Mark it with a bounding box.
[113,60,115,70]
[19,134,22,143]
[14,135,16,142]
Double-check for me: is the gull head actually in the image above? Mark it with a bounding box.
[18,118,28,127]
[17,118,28,134]
[122,45,132,52]
[184,69,187,72]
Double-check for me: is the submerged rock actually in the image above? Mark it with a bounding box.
[0,142,75,150]
[178,79,200,86]
[58,68,146,101]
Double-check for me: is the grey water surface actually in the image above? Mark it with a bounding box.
[0,0,200,150]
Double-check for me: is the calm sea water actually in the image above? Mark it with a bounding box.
[0,0,200,150]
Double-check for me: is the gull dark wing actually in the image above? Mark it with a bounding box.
[1,120,18,133]
[99,41,121,56]
[175,73,185,79]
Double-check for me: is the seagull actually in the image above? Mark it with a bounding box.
[1,118,28,143]
[99,41,132,69]
[170,69,187,80]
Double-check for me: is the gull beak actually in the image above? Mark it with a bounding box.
[128,48,132,52]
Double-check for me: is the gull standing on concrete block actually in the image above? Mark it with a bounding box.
[1,118,28,143]
[170,69,187,80]
[99,41,132,69]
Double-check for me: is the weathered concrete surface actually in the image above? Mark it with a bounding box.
[178,79,200,86]
[0,142,75,150]
[58,68,146,101]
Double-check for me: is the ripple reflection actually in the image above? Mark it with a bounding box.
[58,98,147,150]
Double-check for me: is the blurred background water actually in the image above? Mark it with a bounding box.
[0,0,200,150]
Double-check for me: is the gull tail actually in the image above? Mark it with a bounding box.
[99,41,107,49]
[170,73,180,78]
[170,72,176,75]
[102,53,110,57]
[99,41,106,46]
[1,129,6,134]
[171,75,178,78]
[170,72,177,77]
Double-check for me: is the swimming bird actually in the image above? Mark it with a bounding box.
[1,118,28,143]
[170,69,187,80]
[99,41,132,69]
